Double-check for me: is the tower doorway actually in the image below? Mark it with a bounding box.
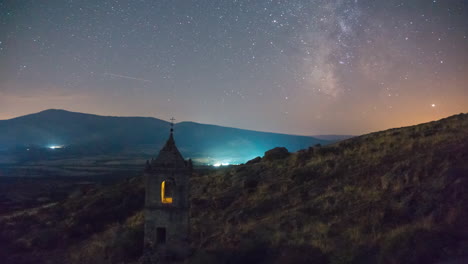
[156,227,166,244]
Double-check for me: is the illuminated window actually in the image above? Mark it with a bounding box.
[161,180,173,204]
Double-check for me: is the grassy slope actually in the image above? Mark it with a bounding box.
[1,113,467,264]
[191,113,468,263]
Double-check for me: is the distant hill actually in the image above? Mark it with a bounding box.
[0,109,331,164]
[1,113,467,264]
[312,134,354,141]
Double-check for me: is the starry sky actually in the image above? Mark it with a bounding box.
[1,0,467,135]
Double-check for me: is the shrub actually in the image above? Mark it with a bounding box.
[379,227,453,264]
[264,147,290,161]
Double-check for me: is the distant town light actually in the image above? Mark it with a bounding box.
[48,145,64,149]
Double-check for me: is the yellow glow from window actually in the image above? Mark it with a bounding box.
[161,181,173,204]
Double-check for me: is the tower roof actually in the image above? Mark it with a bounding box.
[152,124,186,167]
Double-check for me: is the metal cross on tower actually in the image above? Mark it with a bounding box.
[170,117,175,133]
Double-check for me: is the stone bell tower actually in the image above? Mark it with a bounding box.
[143,118,191,260]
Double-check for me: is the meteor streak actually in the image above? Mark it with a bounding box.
[104,73,152,83]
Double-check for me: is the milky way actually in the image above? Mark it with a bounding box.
[0,0,467,135]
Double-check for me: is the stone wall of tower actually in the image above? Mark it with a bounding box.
[144,164,191,259]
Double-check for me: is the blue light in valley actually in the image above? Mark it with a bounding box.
[213,162,235,167]
[190,152,261,166]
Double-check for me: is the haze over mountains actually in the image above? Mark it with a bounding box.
[0,109,336,166]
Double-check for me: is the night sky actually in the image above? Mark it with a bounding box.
[1,0,467,135]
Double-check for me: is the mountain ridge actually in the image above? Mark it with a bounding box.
[0,109,320,137]
[0,109,331,165]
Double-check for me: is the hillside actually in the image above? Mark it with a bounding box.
[0,109,329,166]
[0,113,467,264]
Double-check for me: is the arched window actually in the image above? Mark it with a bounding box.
[161,180,173,204]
